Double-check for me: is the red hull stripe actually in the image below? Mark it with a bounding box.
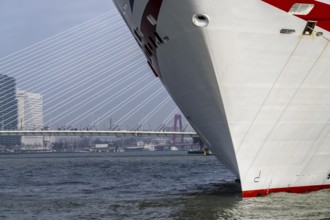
[242,184,330,198]
[262,0,330,32]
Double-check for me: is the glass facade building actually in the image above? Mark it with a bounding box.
[0,74,21,147]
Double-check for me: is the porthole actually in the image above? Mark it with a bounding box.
[192,14,210,27]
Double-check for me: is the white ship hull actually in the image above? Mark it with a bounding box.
[113,0,330,197]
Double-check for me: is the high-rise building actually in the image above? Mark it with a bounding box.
[16,89,43,130]
[0,74,20,147]
[16,89,45,149]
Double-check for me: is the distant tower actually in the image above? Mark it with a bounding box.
[16,89,45,149]
[173,114,183,145]
[0,74,21,147]
[16,89,43,130]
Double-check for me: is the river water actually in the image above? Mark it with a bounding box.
[0,152,329,219]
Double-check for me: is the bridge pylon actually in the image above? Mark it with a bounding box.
[173,114,184,145]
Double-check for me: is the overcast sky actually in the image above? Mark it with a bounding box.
[0,0,114,57]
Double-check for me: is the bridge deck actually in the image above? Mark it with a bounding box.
[0,130,198,137]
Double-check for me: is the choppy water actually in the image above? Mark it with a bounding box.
[0,152,329,219]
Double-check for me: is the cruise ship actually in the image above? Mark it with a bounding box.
[113,0,330,197]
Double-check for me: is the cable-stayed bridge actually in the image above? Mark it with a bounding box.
[0,8,195,140]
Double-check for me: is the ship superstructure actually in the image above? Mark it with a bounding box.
[113,0,330,197]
